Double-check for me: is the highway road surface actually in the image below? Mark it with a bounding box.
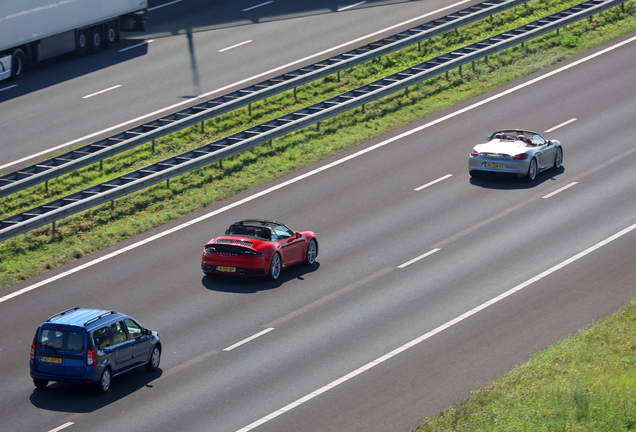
[0,30,635,432]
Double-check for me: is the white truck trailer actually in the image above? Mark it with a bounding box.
[0,0,148,82]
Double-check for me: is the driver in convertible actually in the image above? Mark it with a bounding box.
[516,132,531,145]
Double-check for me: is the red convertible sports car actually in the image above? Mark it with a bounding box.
[201,220,318,280]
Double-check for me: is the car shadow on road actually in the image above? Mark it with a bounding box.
[201,262,321,294]
[469,166,565,189]
[29,368,162,413]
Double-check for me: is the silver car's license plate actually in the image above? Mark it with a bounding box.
[485,163,503,168]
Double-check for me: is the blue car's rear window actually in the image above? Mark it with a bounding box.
[39,328,85,352]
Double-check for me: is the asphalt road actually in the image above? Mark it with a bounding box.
[0,0,479,171]
[1,31,635,432]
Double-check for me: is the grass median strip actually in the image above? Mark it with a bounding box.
[0,0,634,289]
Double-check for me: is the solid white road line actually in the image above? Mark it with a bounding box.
[545,118,577,133]
[414,174,452,191]
[338,1,368,12]
[224,328,275,351]
[243,1,273,12]
[0,0,473,172]
[1,84,17,92]
[219,40,253,53]
[148,0,183,11]
[235,220,636,432]
[2,35,635,304]
[47,423,74,432]
[398,248,441,269]
[542,182,578,199]
[118,40,154,53]
[82,85,122,99]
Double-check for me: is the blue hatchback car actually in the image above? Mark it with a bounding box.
[30,307,161,393]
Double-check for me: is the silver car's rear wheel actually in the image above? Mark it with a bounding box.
[268,253,281,281]
[554,147,563,169]
[525,158,538,182]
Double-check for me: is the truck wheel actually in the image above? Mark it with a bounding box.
[89,26,103,53]
[104,22,119,50]
[11,48,26,80]
[76,30,89,56]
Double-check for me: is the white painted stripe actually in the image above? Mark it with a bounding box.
[82,85,122,99]
[219,40,253,53]
[223,328,275,351]
[545,118,577,133]
[47,423,74,432]
[236,220,636,431]
[2,34,635,304]
[414,174,452,191]
[243,1,273,12]
[338,1,367,12]
[398,248,441,268]
[542,181,578,199]
[0,0,474,171]
[148,0,182,11]
[0,84,17,92]
[118,40,154,53]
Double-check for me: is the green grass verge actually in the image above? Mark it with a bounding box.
[413,299,636,431]
[0,0,634,288]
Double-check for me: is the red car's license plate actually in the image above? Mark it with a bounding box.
[485,163,503,168]
[217,266,236,273]
[42,357,62,364]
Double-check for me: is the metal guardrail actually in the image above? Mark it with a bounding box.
[0,0,626,241]
[0,0,528,198]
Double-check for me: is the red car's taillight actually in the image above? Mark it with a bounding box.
[470,149,479,157]
[512,153,529,160]
[30,343,35,360]
[87,349,96,366]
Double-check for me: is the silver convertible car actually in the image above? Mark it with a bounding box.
[469,129,563,181]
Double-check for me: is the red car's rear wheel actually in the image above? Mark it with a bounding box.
[268,253,281,280]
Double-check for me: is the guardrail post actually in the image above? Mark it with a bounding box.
[418,42,421,51]
[45,180,48,193]
[337,71,340,82]
[111,200,114,210]
[52,221,55,235]
[405,87,409,96]
[152,139,155,153]
[446,71,449,80]
[201,121,205,134]
[219,159,223,169]
[362,104,365,113]
[459,65,462,77]
[317,122,320,131]
[249,103,252,115]
[100,160,103,170]
[167,178,170,188]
